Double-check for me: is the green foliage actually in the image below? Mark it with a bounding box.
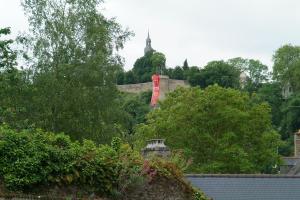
[273,44,300,84]
[118,91,151,136]
[280,94,300,140]
[150,52,166,74]
[256,82,283,127]
[265,44,300,156]
[0,125,208,198]
[0,27,17,69]
[135,86,282,173]
[183,59,189,70]
[228,57,269,92]
[114,143,145,197]
[168,150,193,173]
[119,51,167,84]
[2,0,134,143]
[166,60,242,89]
[0,28,33,129]
[130,51,155,83]
[199,61,240,89]
[272,44,300,95]
[111,137,122,152]
[169,66,185,80]
[141,157,210,200]
[185,66,202,86]
[0,125,119,195]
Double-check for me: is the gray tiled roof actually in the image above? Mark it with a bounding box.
[186,174,300,200]
[282,157,300,166]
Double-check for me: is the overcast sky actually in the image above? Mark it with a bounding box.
[1,0,300,70]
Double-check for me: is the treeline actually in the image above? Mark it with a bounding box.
[117,46,300,156]
[117,50,268,92]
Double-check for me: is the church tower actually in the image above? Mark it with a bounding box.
[144,31,153,55]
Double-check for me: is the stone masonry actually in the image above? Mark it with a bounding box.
[117,75,189,101]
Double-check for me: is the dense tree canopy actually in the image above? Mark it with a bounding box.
[256,82,282,127]
[0,28,32,129]
[119,91,151,136]
[198,61,240,89]
[118,51,167,84]
[1,0,132,143]
[228,57,269,92]
[135,86,281,173]
[0,28,17,69]
[273,44,300,91]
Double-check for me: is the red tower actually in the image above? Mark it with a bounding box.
[150,74,160,107]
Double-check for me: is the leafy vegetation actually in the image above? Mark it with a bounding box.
[0,125,209,199]
[117,43,300,163]
[119,91,151,136]
[0,125,119,194]
[135,86,282,173]
[0,0,134,144]
[117,51,167,84]
[4,0,300,199]
[1,0,300,194]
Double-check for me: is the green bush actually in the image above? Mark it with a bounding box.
[0,125,210,199]
[0,125,119,195]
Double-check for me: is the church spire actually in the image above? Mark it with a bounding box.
[144,30,153,55]
[147,30,150,40]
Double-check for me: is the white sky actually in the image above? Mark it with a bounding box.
[1,0,300,70]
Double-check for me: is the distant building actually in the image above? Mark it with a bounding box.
[144,31,154,55]
[117,75,189,101]
[282,82,293,99]
[239,71,247,88]
[118,33,189,102]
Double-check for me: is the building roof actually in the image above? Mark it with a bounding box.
[186,174,300,200]
[282,157,300,166]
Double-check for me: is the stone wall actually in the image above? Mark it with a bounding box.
[117,75,189,101]
[123,176,194,200]
[117,82,152,94]
[0,177,196,200]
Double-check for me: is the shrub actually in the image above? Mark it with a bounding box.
[0,125,119,195]
[0,125,210,199]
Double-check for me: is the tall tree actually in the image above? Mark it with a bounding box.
[183,59,189,70]
[256,82,283,127]
[21,0,131,143]
[0,28,17,69]
[135,86,282,173]
[0,27,33,129]
[150,52,166,74]
[199,60,240,89]
[129,51,166,83]
[119,91,151,135]
[184,66,202,86]
[228,57,269,92]
[170,66,184,80]
[273,44,300,87]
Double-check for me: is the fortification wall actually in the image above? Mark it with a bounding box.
[168,79,189,90]
[117,82,152,93]
[117,76,190,100]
